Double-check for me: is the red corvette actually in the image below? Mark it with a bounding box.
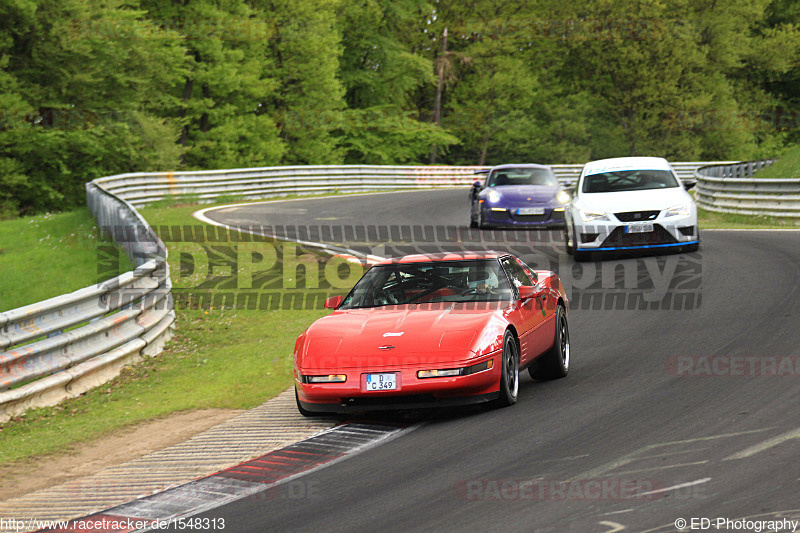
[294,252,570,415]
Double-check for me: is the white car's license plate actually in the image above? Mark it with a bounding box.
[517,207,546,215]
[624,223,654,234]
[364,373,397,391]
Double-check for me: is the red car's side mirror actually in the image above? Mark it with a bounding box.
[324,295,343,309]
[518,285,545,301]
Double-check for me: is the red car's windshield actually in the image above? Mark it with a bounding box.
[339,259,514,308]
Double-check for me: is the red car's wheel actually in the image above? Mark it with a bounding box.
[295,388,315,417]
[494,330,519,407]
[531,305,570,380]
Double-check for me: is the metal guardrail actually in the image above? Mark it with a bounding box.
[96,162,729,207]
[0,186,175,422]
[694,160,800,217]
[0,160,737,420]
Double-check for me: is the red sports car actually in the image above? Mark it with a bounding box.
[294,252,570,415]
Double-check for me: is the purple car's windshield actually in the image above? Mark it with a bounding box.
[487,168,557,188]
[339,260,514,309]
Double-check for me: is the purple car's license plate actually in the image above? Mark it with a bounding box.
[517,207,545,215]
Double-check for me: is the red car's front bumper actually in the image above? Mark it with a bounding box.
[295,351,501,413]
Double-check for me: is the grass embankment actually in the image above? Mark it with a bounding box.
[0,209,133,311]
[698,207,800,229]
[0,201,339,464]
[753,145,800,179]
[696,146,800,228]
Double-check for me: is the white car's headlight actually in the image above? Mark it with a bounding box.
[487,190,501,203]
[579,209,609,222]
[665,203,691,217]
[556,190,571,204]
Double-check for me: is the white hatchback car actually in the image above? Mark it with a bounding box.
[564,157,700,260]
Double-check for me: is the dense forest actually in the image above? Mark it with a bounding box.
[1,0,799,216]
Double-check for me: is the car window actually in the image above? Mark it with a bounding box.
[581,169,679,193]
[488,168,557,188]
[339,259,514,308]
[500,257,534,290]
[516,259,538,283]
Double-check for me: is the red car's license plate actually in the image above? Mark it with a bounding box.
[364,373,398,391]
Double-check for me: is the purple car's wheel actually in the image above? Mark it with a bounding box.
[477,209,488,229]
[494,330,519,407]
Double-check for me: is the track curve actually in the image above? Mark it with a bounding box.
[190,189,800,532]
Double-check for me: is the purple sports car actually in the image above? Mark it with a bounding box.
[469,164,569,229]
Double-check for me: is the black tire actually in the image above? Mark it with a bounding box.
[531,305,570,380]
[494,330,520,407]
[684,229,700,252]
[564,225,574,255]
[683,242,699,253]
[469,207,478,228]
[295,388,315,417]
[477,209,489,229]
[573,249,591,262]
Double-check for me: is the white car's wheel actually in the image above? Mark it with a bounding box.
[564,224,574,255]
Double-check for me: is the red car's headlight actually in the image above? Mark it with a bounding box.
[303,374,347,383]
[417,360,493,379]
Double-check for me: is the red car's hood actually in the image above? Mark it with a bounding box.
[299,304,508,370]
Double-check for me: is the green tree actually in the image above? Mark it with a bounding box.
[140,0,285,169]
[431,1,593,165]
[254,0,346,164]
[556,0,800,160]
[0,0,186,215]
[334,0,457,163]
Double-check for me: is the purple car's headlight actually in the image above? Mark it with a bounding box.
[487,190,501,203]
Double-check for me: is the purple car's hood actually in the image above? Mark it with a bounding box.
[493,185,558,204]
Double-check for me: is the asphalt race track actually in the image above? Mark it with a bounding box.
[194,189,800,532]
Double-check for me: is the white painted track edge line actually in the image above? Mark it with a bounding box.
[132,423,421,532]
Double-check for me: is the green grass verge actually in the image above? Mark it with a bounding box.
[0,200,333,465]
[753,145,800,179]
[698,207,800,229]
[0,208,134,312]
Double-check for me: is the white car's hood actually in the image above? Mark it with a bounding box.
[577,187,692,214]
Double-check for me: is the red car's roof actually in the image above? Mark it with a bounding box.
[375,251,505,265]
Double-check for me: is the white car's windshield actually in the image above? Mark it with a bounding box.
[339,259,514,308]
[582,169,679,193]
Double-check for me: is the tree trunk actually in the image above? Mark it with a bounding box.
[478,133,490,166]
[429,27,448,165]
[179,77,193,164]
